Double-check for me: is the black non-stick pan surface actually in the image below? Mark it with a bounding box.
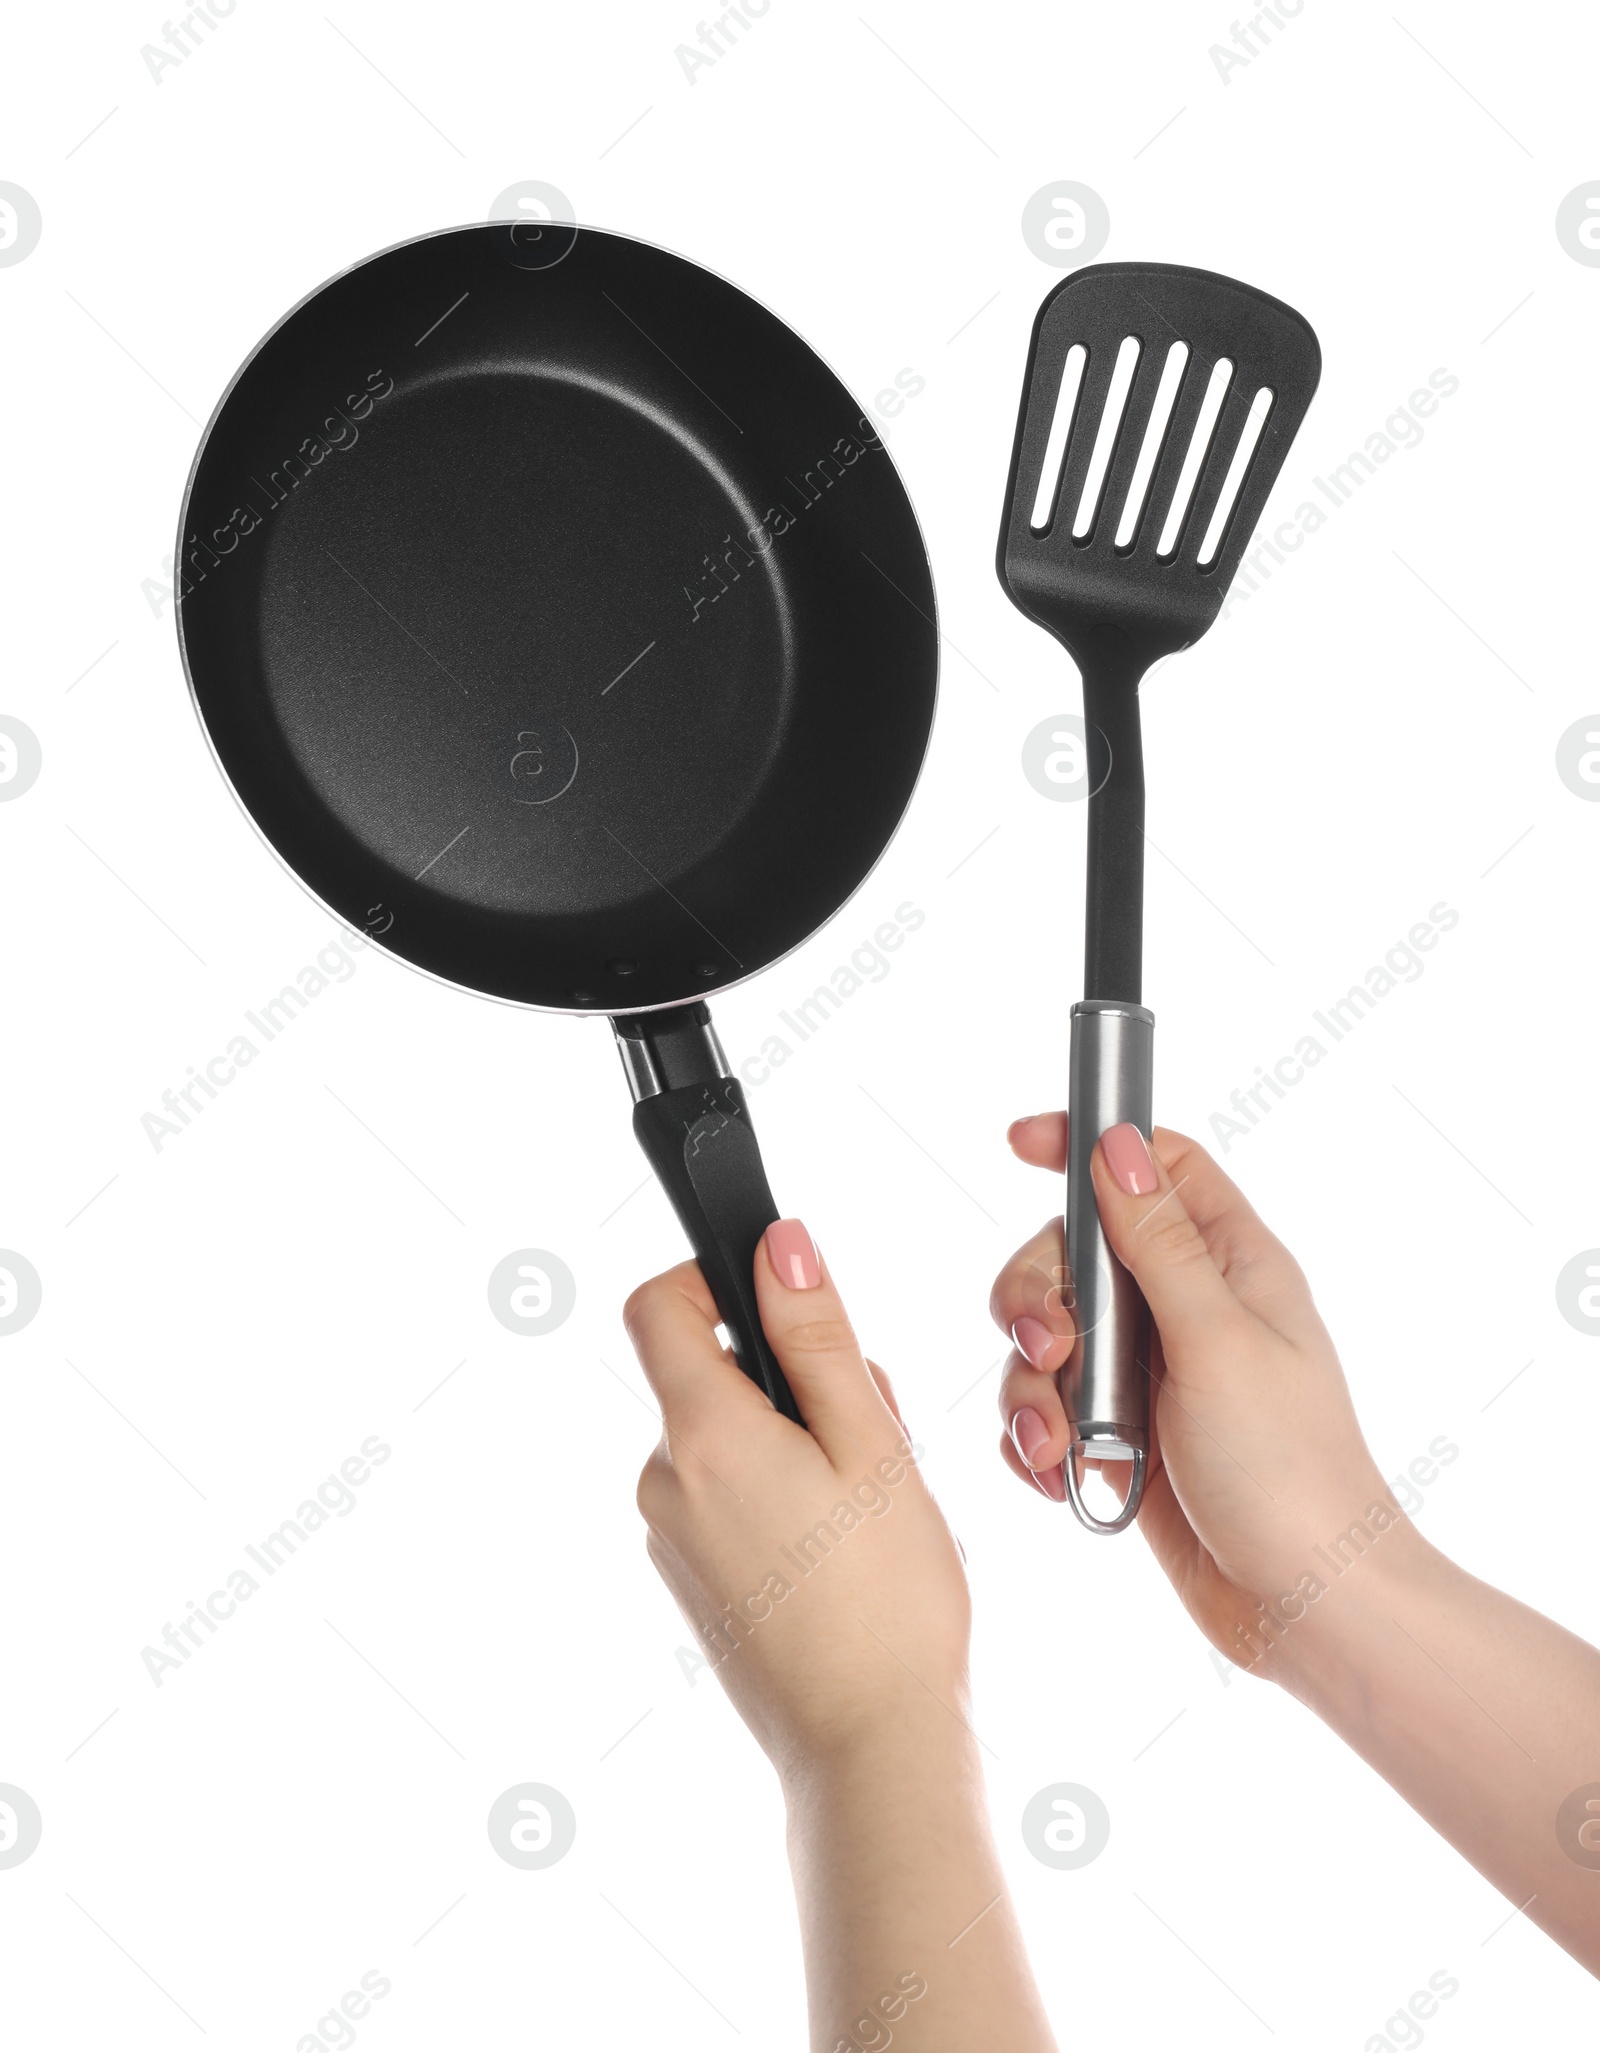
[177,223,937,1420]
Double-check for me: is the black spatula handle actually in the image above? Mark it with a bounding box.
[1079,628,1147,1003]
[614,1007,803,1427]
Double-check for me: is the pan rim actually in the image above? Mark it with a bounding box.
[175,217,941,1019]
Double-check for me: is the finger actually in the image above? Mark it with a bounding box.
[1129,1453,1211,1599]
[623,1260,776,1435]
[987,1217,1076,1372]
[1013,1114,1317,1340]
[753,1220,900,1464]
[1008,1109,1068,1171]
[998,1349,1070,1493]
[1089,1126,1253,1363]
[1138,1128,1320,1342]
[997,1428,1066,1504]
[864,1359,908,1437]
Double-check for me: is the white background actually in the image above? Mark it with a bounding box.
[2,0,1597,2045]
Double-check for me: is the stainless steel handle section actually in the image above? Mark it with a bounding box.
[1063,1000,1155,1535]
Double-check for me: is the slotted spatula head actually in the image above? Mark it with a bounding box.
[998,262,1321,672]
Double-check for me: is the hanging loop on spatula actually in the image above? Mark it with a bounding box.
[1064,1440,1146,1536]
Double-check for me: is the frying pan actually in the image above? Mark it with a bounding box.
[176,223,937,1424]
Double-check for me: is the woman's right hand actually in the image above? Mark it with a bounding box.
[992,1115,1600,1981]
[989,1115,1427,1678]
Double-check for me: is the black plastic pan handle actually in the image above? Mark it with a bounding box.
[614,1006,803,1426]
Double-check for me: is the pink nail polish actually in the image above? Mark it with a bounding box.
[1011,1405,1052,1469]
[1011,1317,1058,1372]
[1102,1122,1158,1196]
[1036,1463,1066,1503]
[766,1218,821,1290]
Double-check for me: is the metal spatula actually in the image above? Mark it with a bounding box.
[996,262,1321,1533]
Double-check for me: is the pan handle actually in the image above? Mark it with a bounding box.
[614,1006,804,1427]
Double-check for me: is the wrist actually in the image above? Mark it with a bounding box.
[777,1695,984,1814]
[1254,1513,1455,1729]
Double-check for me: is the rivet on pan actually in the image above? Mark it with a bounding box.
[693,962,719,979]
[570,989,597,1004]
[608,959,638,976]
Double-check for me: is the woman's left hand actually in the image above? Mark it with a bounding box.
[626,1218,971,1785]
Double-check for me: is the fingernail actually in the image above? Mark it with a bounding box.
[1036,1463,1066,1503]
[766,1218,821,1290]
[1011,1317,1058,1372]
[1102,1122,1158,1196]
[1011,1405,1052,1469]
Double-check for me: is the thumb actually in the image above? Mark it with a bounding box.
[1088,1124,1248,1363]
[754,1219,902,1466]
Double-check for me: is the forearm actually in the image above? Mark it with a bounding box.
[1275,1523,1600,1973]
[782,1710,1058,2053]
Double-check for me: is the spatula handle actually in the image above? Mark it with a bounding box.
[1063,1000,1154,1534]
